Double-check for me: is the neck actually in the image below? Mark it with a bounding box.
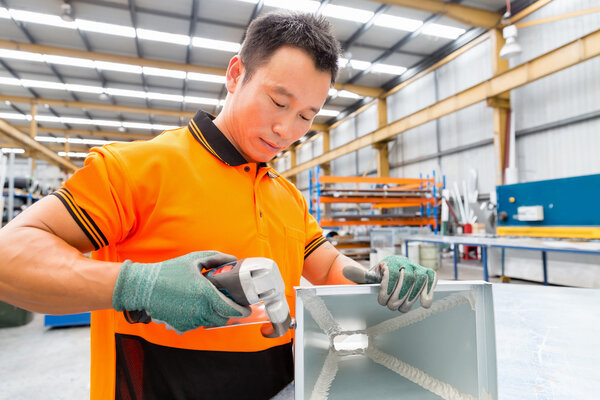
[212,108,250,163]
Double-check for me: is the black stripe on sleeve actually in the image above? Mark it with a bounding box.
[304,235,327,259]
[52,192,101,250]
[63,189,109,247]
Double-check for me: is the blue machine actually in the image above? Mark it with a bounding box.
[496,174,600,239]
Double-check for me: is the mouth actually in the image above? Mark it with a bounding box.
[259,138,284,153]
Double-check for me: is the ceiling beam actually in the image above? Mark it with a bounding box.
[0,40,379,98]
[0,119,78,171]
[282,29,600,178]
[0,94,195,119]
[367,0,502,29]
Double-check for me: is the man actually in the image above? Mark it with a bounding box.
[0,11,436,400]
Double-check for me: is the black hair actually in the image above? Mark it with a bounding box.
[239,11,340,86]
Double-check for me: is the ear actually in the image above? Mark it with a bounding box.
[225,55,244,94]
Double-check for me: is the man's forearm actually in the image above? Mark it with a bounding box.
[0,225,120,314]
[323,253,364,285]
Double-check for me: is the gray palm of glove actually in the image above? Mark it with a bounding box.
[343,255,438,313]
[112,251,251,333]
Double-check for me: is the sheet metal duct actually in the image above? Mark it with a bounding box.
[295,282,497,399]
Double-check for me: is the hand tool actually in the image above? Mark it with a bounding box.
[124,257,293,338]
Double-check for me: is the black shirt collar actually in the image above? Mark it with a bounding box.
[188,110,253,167]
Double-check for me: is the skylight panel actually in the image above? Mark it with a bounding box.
[374,14,423,32]
[322,4,374,23]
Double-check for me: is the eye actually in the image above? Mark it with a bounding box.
[299,114,311,121]
[271,97,285,108]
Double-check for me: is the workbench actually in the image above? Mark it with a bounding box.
[402,234,600,285]
[274,284,600,399]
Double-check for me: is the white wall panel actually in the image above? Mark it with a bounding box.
[389,121,438,164]
[387,73,436,122]
[356,104,378,137]
[438,102,493,150]
[436,40,492,99]
[516,118,600,183]
[512,58,600,130]
[331,117,356,148]
[441,145,496,195]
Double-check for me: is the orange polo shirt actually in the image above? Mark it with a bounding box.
[53,110,326,400]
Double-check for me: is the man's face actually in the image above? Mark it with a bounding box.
[220,46,332,163]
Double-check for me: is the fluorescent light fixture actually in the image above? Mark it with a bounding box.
[35,136,123,145]
[96,61,143,74]
[0,112,177,131]
[44,54,95,68]
[76,18,136,37]
[0,48,223,84]
[58,151,89,158]
[317,109,340,117]
[9,8,74,29]
[339,58,372,71]
[328,89,361,99]
[322,4,373,23]
[2,148,25,154]
[137,28,190,46]
[0,49,45,62]
[0,112,30,121]
[191,37,241,53]
[263,0,320,13]
[184,96,220,106]
[374,14,423,32]
[121,121,177,130]
[187,72,226,84]
[422,24,465,40]
[0,7,10,19]
[64,83,105,94]
[371,63,407,75]
[0,77,223,106]
[142,67,186,79]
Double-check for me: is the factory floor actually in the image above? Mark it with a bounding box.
[0,259,542,399]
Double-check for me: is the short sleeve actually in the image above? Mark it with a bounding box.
[302,197,326,259]
[52,146,137,250]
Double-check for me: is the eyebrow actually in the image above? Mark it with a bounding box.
[273,85,320,115]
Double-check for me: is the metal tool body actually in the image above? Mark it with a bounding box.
[124,257,292,338]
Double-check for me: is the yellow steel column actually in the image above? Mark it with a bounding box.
[29,103,37,177]
[489,28,510,185]
[321,130,331,176]
[373,98,390,177]
[64,134,70,161]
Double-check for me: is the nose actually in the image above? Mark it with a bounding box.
[272,116,295,142]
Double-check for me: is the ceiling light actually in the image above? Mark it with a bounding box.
[374,14,422,32]
[58,151,88,158]
[262,0,320,13]
[8,8,74,29]
[317,109,340,117]
[371,63,407,75]
[500,25,522,59]
[328,89,361,99]
[137,28,190,46]
[4,100,11,106]
[1,148,25,154]
[186,72,226,84]
[184,96,220,106]
[322,4,373,23]
[421,24,465,40]
[99,93,110,101]
[96,61,142,74]
[191,37,241,53]
[75,18,136,37]
[118,126,126,133]
[36,136,123,145]
[0,112,177,131]
[142,67,186,79]
[60,2,74,22]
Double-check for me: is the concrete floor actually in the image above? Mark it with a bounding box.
[0,258,542,399]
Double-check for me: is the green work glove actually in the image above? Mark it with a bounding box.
[344,255,437,313]
[112,251,251,333]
